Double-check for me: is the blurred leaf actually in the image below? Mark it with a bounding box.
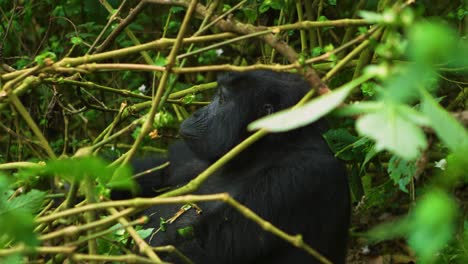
[0,254,22,264]
[359,10,385,23]
[44,157,113,182]
[356,104,427,160]
[332,101,383,116]
[170,6,185,14]
[408,21,459,66]
[408,190,457,263]
[381,65,437,104]
[369,190,458,263]
[249,74,373,132]
[438,149,468,186]
[106,165,135,191]
[420,89,468,154]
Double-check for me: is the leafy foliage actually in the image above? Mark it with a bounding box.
[0,174,45,247]
[0,0,466,263]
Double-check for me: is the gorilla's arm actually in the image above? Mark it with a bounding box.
[111,141,210,200]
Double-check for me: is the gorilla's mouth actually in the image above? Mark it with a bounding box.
[178,127,199,140]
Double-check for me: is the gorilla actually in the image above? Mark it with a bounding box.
[112,70,350,264]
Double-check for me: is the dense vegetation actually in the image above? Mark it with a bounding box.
[0,0,466,263]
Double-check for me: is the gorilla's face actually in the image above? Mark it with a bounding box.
[179,71,309,162]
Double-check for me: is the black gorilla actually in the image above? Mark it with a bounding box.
[113,70,350,264]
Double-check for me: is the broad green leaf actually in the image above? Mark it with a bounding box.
[368,190,457,264]
[45,157,113,182]
[4,189,46,214]
[442,151,468,185]
[0,185,42,247]
[382,66,437,104]
[249,74,373,132]
[420,89,468,153]
[408,190,457,263]
[356,104,427,160]
[106,165,135,191]
[408,21,460,66]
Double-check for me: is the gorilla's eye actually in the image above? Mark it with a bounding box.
[264,103,274,115]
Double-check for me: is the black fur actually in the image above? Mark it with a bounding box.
[112,70,350,264]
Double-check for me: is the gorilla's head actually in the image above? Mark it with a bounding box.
[179,70,310,162]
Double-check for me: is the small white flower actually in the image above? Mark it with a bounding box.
[434,159,447,171]
[215,49,224,56]
[138,84,147,93]
[361,245,370,254]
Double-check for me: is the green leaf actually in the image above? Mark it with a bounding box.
[136,228,154,240]
[70,36,83,45]
[368,190,457,263]
[361,82,376,97]
[107,165,135,191]
[248,74,373,132]
[408,190,457,263]
[159,217,167,232]
[0,184,43,247]
[356,104,427,160]
[311,46,323,57]
[408,21,460,66]
[154,56,167,67]
[182,94,195,105]
[5,189,46,214]
[380,65,436,104]
[177,226,195,239]
[359,10,385,23]
[323,129,371,161]
[34,52,57,66]
[243,8,257,23]
[388,156,416,193]
[170,6,185,14]
[44,157,113,182]
[359,9,397,25]
[332,101,383,116]
[420,89,468,153]
[153,111,175,128]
